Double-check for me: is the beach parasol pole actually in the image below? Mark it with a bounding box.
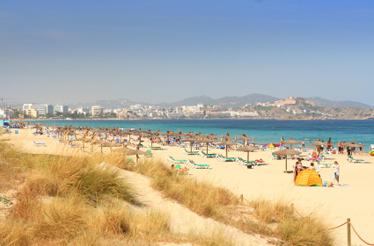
[285,156,288,173]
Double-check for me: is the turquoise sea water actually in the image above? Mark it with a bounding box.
[32,119,374,152]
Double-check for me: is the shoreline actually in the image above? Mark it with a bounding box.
[13,118,374,122]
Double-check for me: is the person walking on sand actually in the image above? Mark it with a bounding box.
[333,161,340,185]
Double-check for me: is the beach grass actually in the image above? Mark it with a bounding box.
[0,139,238,245]
[117,155,334,246]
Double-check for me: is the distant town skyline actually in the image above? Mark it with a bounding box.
[2,1,374,106]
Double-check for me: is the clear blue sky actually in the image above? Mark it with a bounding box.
[1,0,374,106]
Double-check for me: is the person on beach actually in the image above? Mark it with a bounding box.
[333,161,340,184]
[351,147,356,154]
[359,146,363,155]
[337,141,341,154]
[347,147,351,156]
[342,141,345,154]
[293,161,299,184]
[302,140,305,148]
[312,149,318,159]
[309,162,315,170]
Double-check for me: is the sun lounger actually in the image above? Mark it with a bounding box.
[188,159,211,169]
[167,155,187,164]
[237,157,258,165]
[148,145,162,150]
[271,153,281,160]
[347,155,365,163]
[236,157,257,168]
[32,141,47,147]
[217,154,236,162]
[200,150,217,158]
[315,160,333,168]
[184,149,199,155]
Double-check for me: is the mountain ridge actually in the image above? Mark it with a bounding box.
[63,94,373,109]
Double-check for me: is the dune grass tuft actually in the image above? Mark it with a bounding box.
[0,220,31,246]
[17,153,137,205]
[33,196,88,239]
[127,158,239,218]
[114,155,334,246]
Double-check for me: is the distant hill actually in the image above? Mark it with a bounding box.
[158,95,215,108]
[213,93,280,107]
[64,95,372,110]
[159,93,280,108]
[306,97,372,108]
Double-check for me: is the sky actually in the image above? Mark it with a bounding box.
[1,0,374,106]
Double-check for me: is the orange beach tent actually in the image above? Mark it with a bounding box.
[295,169,323,186]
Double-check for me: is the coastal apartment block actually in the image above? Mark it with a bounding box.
[91,106,103,116]
[22,103,68,117]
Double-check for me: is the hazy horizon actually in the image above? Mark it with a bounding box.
[2,1,374,106]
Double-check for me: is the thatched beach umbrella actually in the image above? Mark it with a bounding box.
[343,141,364,148]
[123,147,149,163]
[273,149,301,173]
[199,138,218,155]
[101,141,121,152]
[216,140,238,158]
[309,141,324,146]
[220,133,232,141]
[206,134,219,139]
[283,137,301,150]
[237,134,251,146]
[182,138,200,152]
[236,146,258,162]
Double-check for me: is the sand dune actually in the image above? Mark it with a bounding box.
[2,128,374,245]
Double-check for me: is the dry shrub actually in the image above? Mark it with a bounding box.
[278,214,333,246]
[250,199,333,245]
[21,153,137,204]
[250,199,293,224]
[128,158,238,217]
[33,196,87,240]
[68,231,102,246]
[22,171,61,196]
[120,156,334,245]
[91,204,130,235]
[0,220,31,246]
[129,210,170,240]
[9,192,42,221]
[0,141,28,191]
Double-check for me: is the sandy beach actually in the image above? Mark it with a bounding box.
[2,128,374,245]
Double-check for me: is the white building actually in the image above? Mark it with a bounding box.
[76,107,90,115]
[23,104,33,111]
[33,104,54,116]
[91,106,103,116]
[237,111,259,117]
[54,105,69,114]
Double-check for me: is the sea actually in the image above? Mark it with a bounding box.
[30,119,374,152]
